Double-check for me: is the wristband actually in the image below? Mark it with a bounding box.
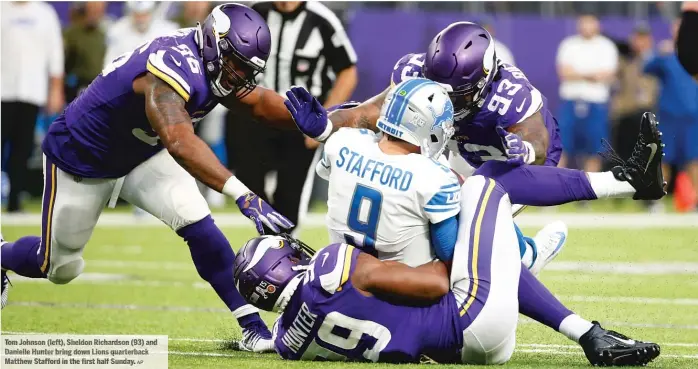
[222,176,251,199]
[316,119,334,142]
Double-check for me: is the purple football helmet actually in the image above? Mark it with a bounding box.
[233,234,314,312]
[424,22,498,120]
[197,3,271,98]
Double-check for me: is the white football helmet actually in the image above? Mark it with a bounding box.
[376,78,455,160]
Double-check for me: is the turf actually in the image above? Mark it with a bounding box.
[2,224,697,368]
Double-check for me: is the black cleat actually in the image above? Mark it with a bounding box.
[579,321,660,366]
[1,270,8,309]
[1,234,8,309]
[611,112,666,200]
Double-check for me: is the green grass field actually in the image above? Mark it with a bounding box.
[2,219,698,368]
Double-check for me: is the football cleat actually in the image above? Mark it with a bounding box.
[579,321,660,366]
[529,221,568,276]
[611,112,666,201]
[234,323,275,353]
[1,234,9,309]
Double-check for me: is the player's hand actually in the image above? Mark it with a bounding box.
[284,86,332,142]
[495,126,534,166]
[236,192,294,235]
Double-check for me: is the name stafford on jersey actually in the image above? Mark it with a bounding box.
[336,146,413,191]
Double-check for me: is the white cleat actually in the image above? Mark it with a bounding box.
[529,220,568,276]
[235,328,275,353]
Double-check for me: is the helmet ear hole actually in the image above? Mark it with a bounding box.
[431,134,439,143]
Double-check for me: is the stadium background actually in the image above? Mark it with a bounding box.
[2,2,698,369]
[3,1,696,213]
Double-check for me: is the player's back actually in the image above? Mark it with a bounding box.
[273,243,462,363]
[317,128,460,267]
[42,28,217,179]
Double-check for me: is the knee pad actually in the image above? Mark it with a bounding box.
[167,182,211,231]
[47,257,84,284]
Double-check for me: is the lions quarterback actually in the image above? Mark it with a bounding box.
[0,3,305,352]
[312,78,461,267]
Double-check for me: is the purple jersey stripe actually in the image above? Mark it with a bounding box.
[40,158,58,273]
[459,178,503,319]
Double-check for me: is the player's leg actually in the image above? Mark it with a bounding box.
[474,112,665,204]
[5,102,40,212]
[197,105,228,208]
[683,117,698,206]
[1,156,113,291]
[582,102,609,173]
[273,130,316,229]
[518,262,660,366]
[556,99,578,169]
[119,149,273,352]
[451,176,521,365]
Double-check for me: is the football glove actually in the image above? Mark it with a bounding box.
[284,86,333,142]
[495,126,535,166]
[236,192,294,235]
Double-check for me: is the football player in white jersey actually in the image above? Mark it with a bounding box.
[316,78,460,266]
[313,78,562,270]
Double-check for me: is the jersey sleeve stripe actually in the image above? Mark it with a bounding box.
[336,244,355,292]
[319,243,348,294]
[146,51,191,102]
[439,183,460,190]
[425,206,459,213]
[427,190,461,207]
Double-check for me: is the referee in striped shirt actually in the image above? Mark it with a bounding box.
[228,1,358,231]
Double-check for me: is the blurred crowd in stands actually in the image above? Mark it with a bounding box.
[2,1,697,214]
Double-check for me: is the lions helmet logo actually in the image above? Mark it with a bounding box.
[428,99,455,131]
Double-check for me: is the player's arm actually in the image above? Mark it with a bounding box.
[505,111,549,165]
[422,168,462,261]
[352,253,449,301]
[220,85,297,129]
[326,87,387,132]
[283,85,387,143]
[136,73,238,193]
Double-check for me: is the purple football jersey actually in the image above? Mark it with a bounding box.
[274,243,462,363]
[42,28,218,178]
[391,53,562,168]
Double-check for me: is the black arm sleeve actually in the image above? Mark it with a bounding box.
[677,11,698,76]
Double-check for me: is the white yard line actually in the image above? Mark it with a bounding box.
[548,262,698,275]
[4,212,698,228]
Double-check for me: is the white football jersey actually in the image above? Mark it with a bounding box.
[317,128,461,267]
